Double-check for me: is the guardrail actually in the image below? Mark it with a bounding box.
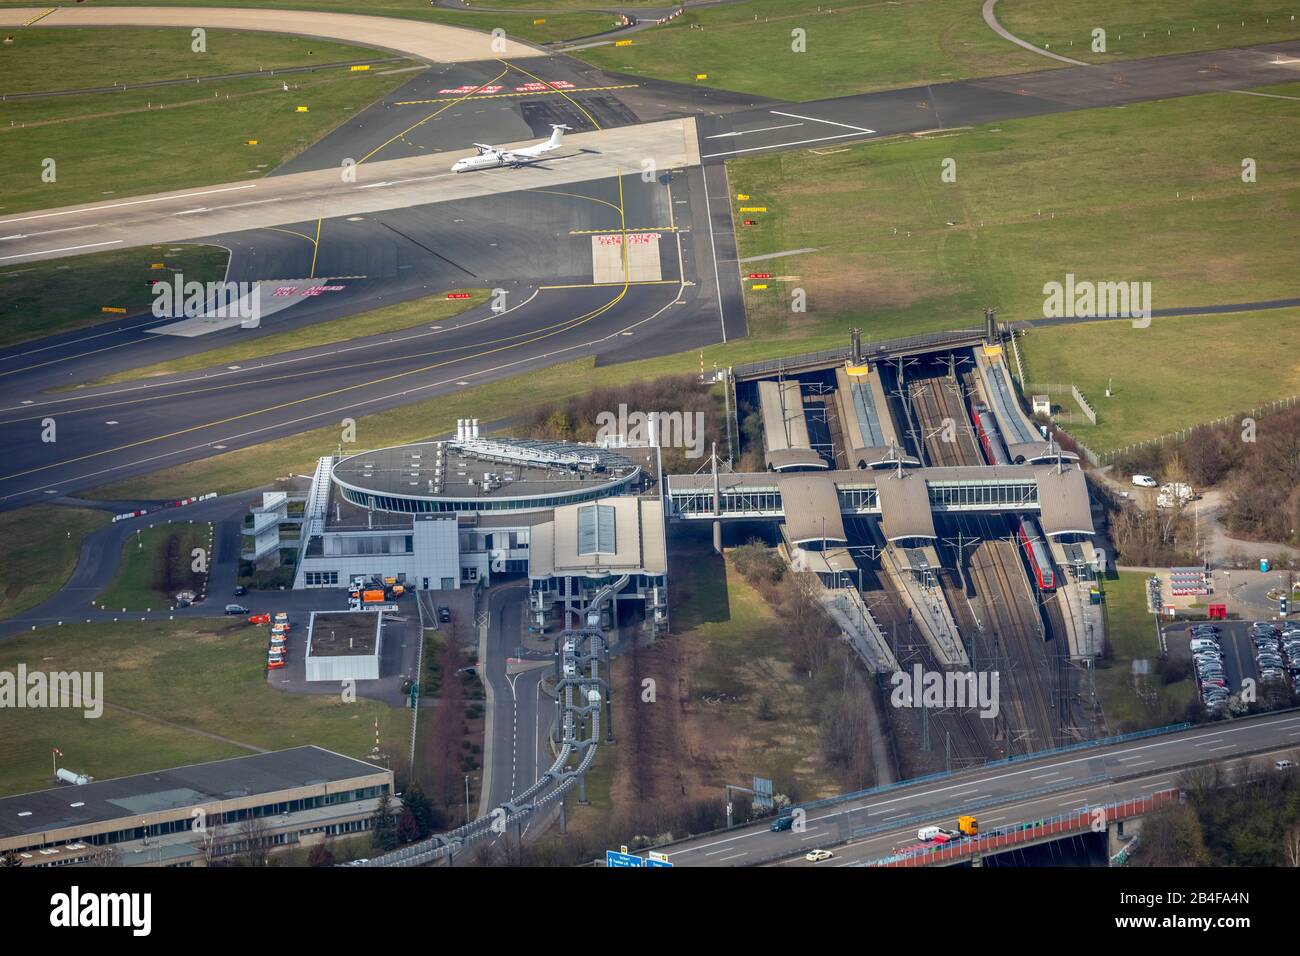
[867,788,1179,866]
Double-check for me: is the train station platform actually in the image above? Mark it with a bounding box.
[833,365,919,469]
[758,380,827,471]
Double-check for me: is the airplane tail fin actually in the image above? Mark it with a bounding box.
[546,124,570,148]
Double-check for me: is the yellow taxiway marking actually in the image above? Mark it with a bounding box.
[357,66,510,164]
[394,84,638,106]
[23,8,56,26]
[266,218,322,278]
[568,226,677,235]
[0,175,635,485]
[499,59,603,131]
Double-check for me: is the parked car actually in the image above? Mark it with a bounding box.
[233,585,247,596]
[1276,760,1296,771]
[438,605,451,623]
[1131,474,1158,487]
[225,604,249,615]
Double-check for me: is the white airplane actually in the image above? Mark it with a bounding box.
[451,124,570,173]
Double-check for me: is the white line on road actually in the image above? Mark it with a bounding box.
[769,110,876,133]
[702,130,875,159]
[0,184,257,225]
[717,851,748,862]
[0,240,122,262]
[705,122,804,139]
[1030,771,1062,780]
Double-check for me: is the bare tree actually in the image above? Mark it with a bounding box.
[237,815,272,867]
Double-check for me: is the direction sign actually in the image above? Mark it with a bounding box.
[605,849,643,868]
[645,850,673,868]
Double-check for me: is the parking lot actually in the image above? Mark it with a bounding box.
[1167,618,1300,711]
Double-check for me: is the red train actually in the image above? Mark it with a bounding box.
[970,403,1011,466]
[1017,517,1056,591]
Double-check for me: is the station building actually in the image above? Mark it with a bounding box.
[292,423,668,633]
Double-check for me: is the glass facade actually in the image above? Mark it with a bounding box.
[337,477,635,516]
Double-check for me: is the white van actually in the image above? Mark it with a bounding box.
[1190,638,1219,652]
[1131,474,1158,488]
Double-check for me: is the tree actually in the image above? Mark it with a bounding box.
[1134,804,1210,866]
[371,792,399,852]
[0,852,22,867]
[307,843,335,868]
[402,785,437,838]
[237,815,272,867]
[396,808,420,845]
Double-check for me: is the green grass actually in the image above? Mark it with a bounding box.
[1019,309,1300,451]
[725,81,1300,345]
[0,245,230,349]
[5,0,616,45]
[577,0,1058,102]
[0,64,414,213]
[0,618,408,797]
[998,0,1300,64]
[0,27,395,94]
[91,289,489,385]
[1094,571,1196,733]
[96,521,212,611]
[0,505,111,620]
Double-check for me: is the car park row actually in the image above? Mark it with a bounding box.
[1188,620,1300,711]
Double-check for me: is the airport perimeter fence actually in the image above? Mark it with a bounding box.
[1097,392,1300,465]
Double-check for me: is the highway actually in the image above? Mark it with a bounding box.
[657,710,1300,866]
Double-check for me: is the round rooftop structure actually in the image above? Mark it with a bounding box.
[332,438,641,515]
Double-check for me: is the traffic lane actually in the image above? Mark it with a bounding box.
[664,711,1300,865]
[0,279,684,505]
[483,584,527,810]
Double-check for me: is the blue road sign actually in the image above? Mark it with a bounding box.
[605,849,643,868]
[645,855,673,868]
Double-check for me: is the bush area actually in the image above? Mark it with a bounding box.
[1137,759,1300,866]
[97,522,211,610]
[522,373,726,476]
[1110,406,1300,548]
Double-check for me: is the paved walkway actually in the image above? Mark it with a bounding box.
[1,5,545,62]
[982,0,1090,66]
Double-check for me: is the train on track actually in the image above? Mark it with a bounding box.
[970,401,1056,591]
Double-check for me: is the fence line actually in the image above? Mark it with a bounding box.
[1098,392,1300,464]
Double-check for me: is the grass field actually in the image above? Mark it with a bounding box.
[0,27,395,94]
[0,245,230,349]
[0,618,408,797]
[578,0,1056,102]
[96,521,212,611]
[1095,571,1196,732]
[0,505,111,620]
[92,289,489,385]
[998,0,1300,64]
[1019,308,1300,451]
[728,82,1300,345]
[0,60,414,213]
[3,0,616,45]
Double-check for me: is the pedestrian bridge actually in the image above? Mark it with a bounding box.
[665,463,1094,539]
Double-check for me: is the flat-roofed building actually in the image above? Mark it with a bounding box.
[0,746,392,867]
[305,609,384,682]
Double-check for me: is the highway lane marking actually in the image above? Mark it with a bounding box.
[0,240,122,262]
[949,788,980,797]
[705,123,804,139]
[1207,745,1236,752]
[0,185,257,226]
[1030,771,1062,779]
[666,713,1300,858]
[1193,738,1226,747]
[717,851,748,862]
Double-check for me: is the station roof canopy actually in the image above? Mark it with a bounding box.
[777,475,846,546]
[874,470,938,541]
[1034,464,1094,536]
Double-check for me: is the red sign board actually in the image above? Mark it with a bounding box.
[446,292,472,299]
[743,219,758,226]
[747,272,772,279]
